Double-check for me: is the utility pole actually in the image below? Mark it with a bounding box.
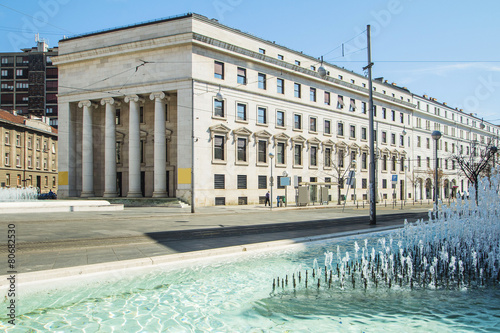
[364,25,376,225]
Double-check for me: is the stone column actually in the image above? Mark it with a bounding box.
[150,92,168,197]
[101,98,120,197]
[78,100,97,197]
[125,94,143,197]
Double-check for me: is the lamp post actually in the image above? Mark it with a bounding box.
[269,152,274,210]
[402,127,407,204]
[432,130,442,209]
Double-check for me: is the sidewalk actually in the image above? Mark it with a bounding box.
[0,202,433,281]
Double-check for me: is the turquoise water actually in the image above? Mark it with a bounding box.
[2,231,500,332]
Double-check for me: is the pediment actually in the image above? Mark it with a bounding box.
[307,137,322,145]
[209,123,231,134]
[291,135,306,143]
[273,132,290,141]
[254,130,273,139]
[322,139,335,147]
[233,127,252,136]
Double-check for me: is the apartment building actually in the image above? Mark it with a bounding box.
[0,39,59,127]
[0,109,58,192]
[54,13,499,206]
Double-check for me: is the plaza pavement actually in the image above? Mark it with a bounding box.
[0,201,433,280]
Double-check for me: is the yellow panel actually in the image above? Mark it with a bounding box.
[58,171,68,186]
[178,168,192,184]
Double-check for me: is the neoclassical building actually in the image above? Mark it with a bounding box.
[54,13,499,206]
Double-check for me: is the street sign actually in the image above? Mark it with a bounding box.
[391,175,398,183]
[347,170,355,186]
[280,177,291,186]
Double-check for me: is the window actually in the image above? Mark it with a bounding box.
[1,70,7,77]
[214,99,224,118]
[310,65,316,71]
[258,175,267,189]
[391,133,396,145]
[116,109,121,125]
[417,136,421,147]
[294,83,301,98]
[391,110,396,121]
[382,179,387,189]
[16,69,23,76]
[276,111,285,127]
[382,155,387,171]
[237,67,246,84]
[324,92,330,105]
[349,98,356,111]
[361,152,367,169]
[338,75,343,80]
[215,197,226,205]
[277,78,284,94]
[5,152,10,165]
[294,144,302,166]
[4,132,9,145]
[257,107,267,124]
[310,87,316,102]
[237,175,247,189]
[259,48,265,54]
[337,122,344,136]
[5,174,10,186]
[27,155,32,168]
[392,156,396,171]
[382,131,387,144]
[362,102,367,114]
[139,107,144,124]
[309,117,317,132]
[116,142,121,163]
[295,60,301,66]
[361,127,367,140]
[426,157,430,168]
[16,154,20,167]
[350,125,356,139]
[278,54,284,60]
[214,135,225,161]
[277,142,285,165]
[258,73,266,89]
[140,140,145,163]
[237,138,247,162]
[237,103,247,121]
[324,120,331,135]
[294,114,302,130]
[324,147,332,167]
[362,178,367,189]
[400,113,404,123]
[19,175,23,187]
[417,156,421,167]
[426,138,430,149]
[36,157,40,169]
[214,61,224,79]
[338,150,345,168]
[310,146,318,166]
[337,95,344,109]
[257,140,267,163]
[382,108,387,119]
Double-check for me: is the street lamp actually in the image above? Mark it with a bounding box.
[432,130,442,209]
[269,152,275,210]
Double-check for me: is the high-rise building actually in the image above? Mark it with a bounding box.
[0,39,58,127]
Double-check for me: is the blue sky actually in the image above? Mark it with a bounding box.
[1,0,499,124]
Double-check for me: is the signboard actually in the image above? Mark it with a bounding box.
[391,175,398,183]
[280,177,291,186]
[347,171,355,186]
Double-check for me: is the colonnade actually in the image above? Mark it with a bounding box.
[78,92,168,198]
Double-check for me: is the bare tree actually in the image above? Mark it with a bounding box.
[330,148,350,205]
[450,141,498,203]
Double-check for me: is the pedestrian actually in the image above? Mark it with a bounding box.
[265,191,270,206]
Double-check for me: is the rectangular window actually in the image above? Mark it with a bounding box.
[391,133,396,145]
[294,83,301,98]
[338,150,344,168]
[237,138,247,162]
[214,61,224,79]
[310,87,316,102]
[426,157,430,168]
[382,131,387,144]
[140,140,145,163]
[417,156,421,167]
[382,156,387,171]
[391,110,395,121]
[324,91,330,105]
[426,138,430,149]
[400,135,404,146]
[259,48,265,54]
[116,109,121,125]
[417,136,421,147]
[382,108,387,119]
[238,197,248,205]
[295,60,301,66]
[237,103,247,121]
[215,197,226,206]
[294,144,302,166]
[5,174,10,186]
[362,102,367,114]
[116,142,121,163]
[350,125,356,139]
[277,142,285,164]
[16,69,23,76]
[309,117,317,132]
[214,100,224,118]
[214,135,224,160]
[237,67,246,84]
[237,175,247,189]
[258,175,267,189]
[382,179,387,189]
[337,122,344,136]
[27,155,32,168]
[5,152,9,165]
[294,114,302,130]
[277,111,285,127]
[258,73,266,89]
[324,148,331,167]
[362,178,367,189]
[278,54,284,60]
[400,113,404,123]
[310,146,317,166]
[16,155,20,167]
[257,107,267,124]
[277,78,284,94]
[362,152,367,169]
[140,107,144,123]
[258,140,267,163]
[324,120,331,135]
[214,174,225,189]
[349,98,356,111]
[337,95,344,109]
[361,127,367,140]
[4,132,9,145]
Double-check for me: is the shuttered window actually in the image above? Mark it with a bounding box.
[214,174,225,189]
[237,175,247,189]
[258,175,267,189]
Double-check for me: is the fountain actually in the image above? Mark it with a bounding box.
[0,187,38,201]
[0,171,499,331]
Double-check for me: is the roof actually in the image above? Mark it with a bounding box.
[0,110,58,134]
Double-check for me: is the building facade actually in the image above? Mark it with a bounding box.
[0,40,59,127]
[0,109,58,192]
[54,13,499,206]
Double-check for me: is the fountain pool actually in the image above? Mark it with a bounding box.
[1,172,499,331]
[0,187,38,201]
